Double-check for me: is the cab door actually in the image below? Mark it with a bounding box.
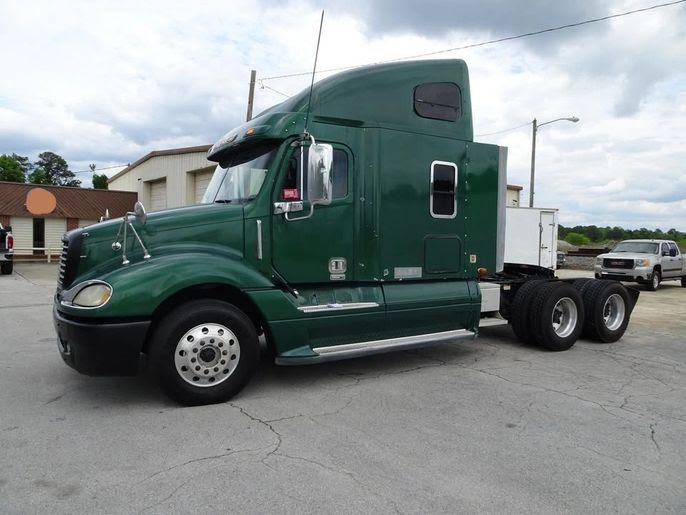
[271,144,354,283]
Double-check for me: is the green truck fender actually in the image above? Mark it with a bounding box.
[58,250,275,320]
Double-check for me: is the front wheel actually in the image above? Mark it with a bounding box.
[681,276,686,287]
[646,270,660,291]
[150,300,259,406]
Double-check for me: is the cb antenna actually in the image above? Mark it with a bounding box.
[303,10,324,139]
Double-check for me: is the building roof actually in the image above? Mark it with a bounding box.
[0,182,137,219]
[108,144,212,183]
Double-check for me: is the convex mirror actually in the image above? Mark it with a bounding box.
[307,143,333,206]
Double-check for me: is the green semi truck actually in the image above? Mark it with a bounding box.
[53,60,639,405]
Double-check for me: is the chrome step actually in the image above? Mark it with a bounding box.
[276,328,476,365]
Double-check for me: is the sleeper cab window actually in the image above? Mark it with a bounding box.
[414,82,461,122]
[282,147,348,201]
[430,161,458,219]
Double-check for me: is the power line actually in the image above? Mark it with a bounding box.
[257,80,290,98]
[72,163,129,174]
[260,0,685,82]
[476,121,531,137]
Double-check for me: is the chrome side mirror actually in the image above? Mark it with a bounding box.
[134,201,147,225]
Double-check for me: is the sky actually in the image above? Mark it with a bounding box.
[1,0,685,230]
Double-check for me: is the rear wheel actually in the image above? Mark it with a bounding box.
[581,280,631,343]
[510,280,545,344]
[1,261,12,274]
[681,276,686,287]
[646,269,660,291]
[150,300,259,406]
[529,282,584,351]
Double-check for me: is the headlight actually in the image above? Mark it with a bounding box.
[634,258,650,267]
[596,257,603,265]
[73,283,112,307]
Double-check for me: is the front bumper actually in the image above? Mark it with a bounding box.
[594,265,652,282]
[53,306,150,376]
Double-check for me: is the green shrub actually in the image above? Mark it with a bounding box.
[565,232,591,246]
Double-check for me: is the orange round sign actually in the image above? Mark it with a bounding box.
[26,188,57,215]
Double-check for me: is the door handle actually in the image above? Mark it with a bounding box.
[273,201,304,215]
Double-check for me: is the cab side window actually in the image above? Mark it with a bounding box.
[430,160,458,218]
[661,243,670,256]
[668,242,679,255]
[282,147,348,200]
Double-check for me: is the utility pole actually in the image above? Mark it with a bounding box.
[246,69,256,121]
[528,116,579,208]
[529,118,537,208]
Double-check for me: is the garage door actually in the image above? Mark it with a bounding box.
[150,179,167,211]
[194,169,215,204]
[45,218,66,257]
[9,217,32,255]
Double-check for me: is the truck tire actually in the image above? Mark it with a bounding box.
[1,261,12,274]
[681,276,686,287]
[580,280,631,343]
[528,281,584,351]
[150,300,259,406]
[510,280,546,344]
[571,278,593,291]
[646,269,660,291]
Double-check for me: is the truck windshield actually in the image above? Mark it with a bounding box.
[612,242,658,254]
[202,140,280,204]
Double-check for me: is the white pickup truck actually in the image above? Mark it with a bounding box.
[595,239,686,291]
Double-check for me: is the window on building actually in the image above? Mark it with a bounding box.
[414,82,461,122]
[430,161,458,219]
[282,146,348,200]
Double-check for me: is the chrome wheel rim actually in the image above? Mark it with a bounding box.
[174,323,240,387]
[602,294,625,331]
[551,297,577,338]
[652,273,659,289]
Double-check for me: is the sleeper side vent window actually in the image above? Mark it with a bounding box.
[430,161,457,219]
[414,82,461,122]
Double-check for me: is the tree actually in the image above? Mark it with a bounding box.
[0,154,26,182]
[92,173,109,189]
[28,168,48,184]
[12,154,32,175]
[32,151,81,187]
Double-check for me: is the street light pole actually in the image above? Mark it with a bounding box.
[528,116,579,207]
[529,118,537,208]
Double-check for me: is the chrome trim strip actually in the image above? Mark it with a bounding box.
[256,220,263,260]
[298,302,379,313]
[277,328,475,365]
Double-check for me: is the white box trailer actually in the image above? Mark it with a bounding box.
[504,207,558,269]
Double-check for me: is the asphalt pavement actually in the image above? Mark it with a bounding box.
[0,264,684,514]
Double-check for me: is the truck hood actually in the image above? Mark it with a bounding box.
[597,252,656,261]
[72,203,245,282]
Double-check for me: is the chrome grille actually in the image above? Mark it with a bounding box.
[57,237,69,290]
[603,258,634,269]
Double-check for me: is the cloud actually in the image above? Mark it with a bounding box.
[0,0,685,230]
